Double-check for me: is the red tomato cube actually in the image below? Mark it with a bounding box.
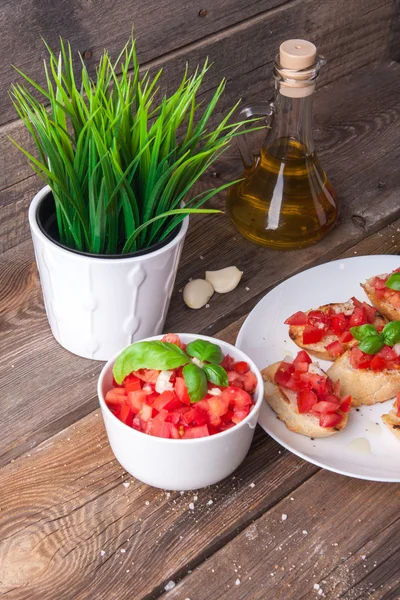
[284,311,308,326]
[297,389,318,413]
[350,347,371,370]
[325,340,344,358]
[339,395,352,412]
[319,413,343,428]
[233,361,250,373]
[348,306,368,328]
[274,362,295,387]
[127,390,147,413]
[119,404,133,426]
[302,325,324,345]
[124,374,142,392]
[242,370,257,393]
[369,355,387,371]
[331,314,347,335]
[174,377,191,405]
[105,388,127,407]
[182,425,210,439]
[312,401,341,414]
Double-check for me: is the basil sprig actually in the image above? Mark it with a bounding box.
[186,339,223,364]
[113,338,229,402]
[385,272,400,291]
[350,321,400,354]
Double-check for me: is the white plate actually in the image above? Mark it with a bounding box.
[236,255,400,482]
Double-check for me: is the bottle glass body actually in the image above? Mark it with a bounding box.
[226,81,339,249]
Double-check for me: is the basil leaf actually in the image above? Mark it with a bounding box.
[385,273,400,291]
[186,339,223,364]
[349,324,378,341]
[203,364,228,387]
[113,341,189,384]
[183,363,208,403]
[358,336,384,354]
[382,321,400,346]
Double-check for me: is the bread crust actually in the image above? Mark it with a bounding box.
[326,350,400,406]
[288,302,386,361]
[261,363,348,438]
[381,408,400,440]
[361,279,400,322]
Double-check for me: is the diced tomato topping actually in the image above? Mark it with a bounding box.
[361,302,377,323]
[183,425,210,439]
[349,347,372,370]
[233,361,250,373]
[312,401,341,414]
[285,311,308,326]
[105,388,127,407]
[221,354,235,370]
[348,306,368,328]
[351,297,362,307]
[370,355,387,371]
[232,409,249,424]
[331,314,347,335]
[378,346,398,361]
[174,377,191,405]
[208,395,230,418]
[227,370,244,388]
[307,310,329,325]
[297,389,318,413]
[140,403,153,422]
[161,333,182,347]
[152,391,182,412]
[127,390,147,413]
[339,330,353,343]
[302,325,324,345]
[242,370,257,393]
[124,373,142,392]
[325,340,345,357]
[274,362,295,387]
[133,369,160,383]
[293,350,312,366]
[119,404,133,426]
[372,277,386,290]
[319,413,343,428]
[340,395,352,413]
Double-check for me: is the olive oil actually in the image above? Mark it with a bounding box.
[227,39,339,250]
[226,137,338,249]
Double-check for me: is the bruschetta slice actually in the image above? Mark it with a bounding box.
[327,346,400,406]
[361,268,400,322]
[285,299,386,361]
[381,393,400,440]
[262,351,351,438]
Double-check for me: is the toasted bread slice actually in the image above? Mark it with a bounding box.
[381,408,400,440]
[361,278,400,322]
[262,363,348,438]
[288,302,386,361]
[327,350,400,406]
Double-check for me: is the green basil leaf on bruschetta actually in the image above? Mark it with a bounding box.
[357,335,384,354]
[382,321,400,346]
[385,272,400,291]
[349,324,379,341]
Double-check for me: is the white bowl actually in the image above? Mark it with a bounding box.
[97,333,264,490]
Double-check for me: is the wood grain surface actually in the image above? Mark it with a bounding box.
[0,413,317,599]
[0,0,394,230]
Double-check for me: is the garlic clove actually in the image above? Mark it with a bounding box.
[205,266,243,294]
[183,279,214,309]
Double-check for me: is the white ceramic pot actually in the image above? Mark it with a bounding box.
[28,186,188,360]
[97,334,264,490]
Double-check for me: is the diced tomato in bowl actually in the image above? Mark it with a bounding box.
[98,333,264,490]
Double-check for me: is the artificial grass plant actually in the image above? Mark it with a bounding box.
[10,37,250,255]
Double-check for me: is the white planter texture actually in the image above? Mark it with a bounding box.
[29,186,188,360]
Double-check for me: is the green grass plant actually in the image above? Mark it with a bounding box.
[10,37,250,254]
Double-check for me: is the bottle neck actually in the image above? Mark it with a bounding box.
[265,82,315,157]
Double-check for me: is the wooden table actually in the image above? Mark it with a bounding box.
[1,61,400,600]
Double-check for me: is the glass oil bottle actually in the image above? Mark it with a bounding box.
[226,40,339,249]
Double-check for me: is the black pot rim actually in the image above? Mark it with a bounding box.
[35,190,183,259]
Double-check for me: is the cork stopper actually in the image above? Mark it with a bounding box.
[278,39,318,98]
[279,40,316,70]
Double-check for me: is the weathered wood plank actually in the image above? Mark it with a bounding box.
[0,0,393,210]
[0,0,286,127]
[162,470,400,600]
[1,63,400,467]
[0,411,317,599]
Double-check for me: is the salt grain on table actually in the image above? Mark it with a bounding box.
[207,499,213,505]
[120,549,126,553]
[281,514,288,521]
[189,502,195,510]
[235,578,241,585]
[123,481,130,488]
[249,482,255,488]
